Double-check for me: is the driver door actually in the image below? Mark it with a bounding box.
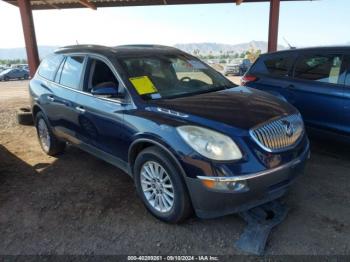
[74,56,129,163]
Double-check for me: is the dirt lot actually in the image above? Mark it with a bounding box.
[0,80,349,256]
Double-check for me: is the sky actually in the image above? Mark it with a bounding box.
[0,0,349,49]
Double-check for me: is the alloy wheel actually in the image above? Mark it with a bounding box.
[38,118,51,152]
[140,161,175,213]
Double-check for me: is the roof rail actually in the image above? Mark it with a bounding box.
[54,44,112,52]
[115,44,179,50]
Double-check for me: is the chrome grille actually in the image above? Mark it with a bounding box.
[250,114,304,152]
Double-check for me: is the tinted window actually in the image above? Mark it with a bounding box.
[344,55,350,86]
[345,68,350,86]
[60,56,85,89]
[294,54,344,84]
[38,55,64,81]
[251,54,294,77]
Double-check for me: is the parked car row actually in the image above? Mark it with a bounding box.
[243,46,350,142]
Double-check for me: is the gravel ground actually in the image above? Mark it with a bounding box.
[0,80,349,256]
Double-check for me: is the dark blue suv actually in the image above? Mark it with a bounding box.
[29,45,309,223]
[243,47,350,140]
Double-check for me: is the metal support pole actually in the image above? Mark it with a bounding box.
[267,0,280,53]
[17,0,40,77]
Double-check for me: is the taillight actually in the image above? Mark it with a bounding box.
[241,75,258,86]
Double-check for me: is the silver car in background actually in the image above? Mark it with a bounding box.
[223,58,252,76]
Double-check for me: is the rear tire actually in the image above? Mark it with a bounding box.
[134,146,192,223]
[35,111,65,156]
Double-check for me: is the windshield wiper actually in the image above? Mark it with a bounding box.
[162,85,233,100]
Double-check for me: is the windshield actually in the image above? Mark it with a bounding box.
[0,69,11,75]
[118,54,235,100]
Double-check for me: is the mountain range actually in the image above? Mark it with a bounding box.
[0,41,281,60]
[174,41,286,54]
[0,46,59,60]
[2,40,349,60]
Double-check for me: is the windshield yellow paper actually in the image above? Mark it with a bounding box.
[129,76,158,95]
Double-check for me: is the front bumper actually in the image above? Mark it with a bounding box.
[186,142,310,219]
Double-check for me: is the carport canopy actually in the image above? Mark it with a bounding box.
[3,0,311,77]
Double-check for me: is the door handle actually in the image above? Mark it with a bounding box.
[75,106,86,113]
[286,84,295,89]
[47,95,55,102]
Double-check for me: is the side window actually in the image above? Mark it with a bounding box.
[343,55,350,87]
[54,57,65,83]
[294,54,344,84]
[85,58,119,94]
[60,56,85,89]
[251,54,294,77]
[38,55,64,81]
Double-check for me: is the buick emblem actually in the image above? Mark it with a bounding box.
[282,120,294,137]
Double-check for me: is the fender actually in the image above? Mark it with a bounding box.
[266,91,288,102]
[128,137,188,180]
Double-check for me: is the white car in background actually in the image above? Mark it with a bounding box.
[223,58,252,76]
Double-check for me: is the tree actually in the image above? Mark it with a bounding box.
[245,48,261,62]
[193,49,200,57]
[0,59,27,65]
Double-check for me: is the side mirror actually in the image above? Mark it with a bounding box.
[91,86,118,97]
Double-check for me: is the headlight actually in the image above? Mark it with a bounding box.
[176,126,242,161]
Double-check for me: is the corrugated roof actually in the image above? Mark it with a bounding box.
[3,0,310,10]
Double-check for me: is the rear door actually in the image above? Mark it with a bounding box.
[246,52,297,101]
[290,52,346,132]
[342,54,350,134]
[43,55,86,141]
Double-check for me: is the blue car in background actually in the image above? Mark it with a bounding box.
[0,68,29,81]
[29,45,309,223]
[242,47,350,140]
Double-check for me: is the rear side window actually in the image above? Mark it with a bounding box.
[294,54,344,84]
[345,56,350,86]
[59,56,85,89]
[250,54,294,77]
[38,55,64,81]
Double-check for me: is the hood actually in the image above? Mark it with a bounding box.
[151,86,297,130]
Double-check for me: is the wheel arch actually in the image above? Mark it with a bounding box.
[128,138,187,180]
[32,104,43,120]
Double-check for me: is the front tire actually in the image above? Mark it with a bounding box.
[35,111,65,156]
[134,146,192,223]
